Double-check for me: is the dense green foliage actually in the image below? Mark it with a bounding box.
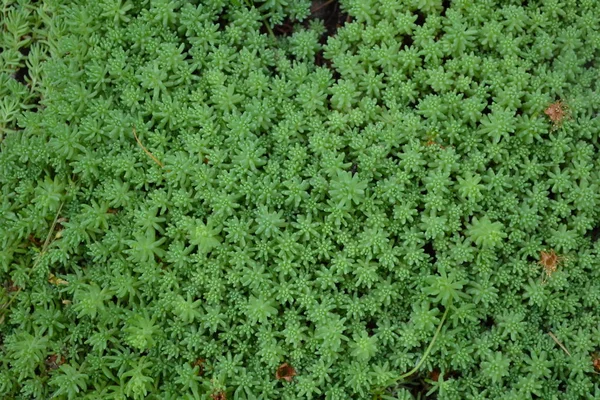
[1,0,600,398]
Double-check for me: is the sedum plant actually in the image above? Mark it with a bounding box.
[1,0,600,399]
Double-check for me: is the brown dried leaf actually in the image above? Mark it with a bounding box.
[275,363,297,382]
[193,358,206,376]
[48,273,69,285]
[211,391,226,400]
[45,354,66,370]
[593,353,600,372]
[544,100,571,130]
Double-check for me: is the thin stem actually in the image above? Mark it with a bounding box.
[548,331,571,356]
[264,21,275,39]
[132,126,164,168]
[242,0,275,40]
[398,303,451,380]
[373,301,452,400]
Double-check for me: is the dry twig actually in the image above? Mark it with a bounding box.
[132,126,164,168]
[548,331,571,356]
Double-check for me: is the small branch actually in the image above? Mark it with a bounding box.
[264,22,275,39]
[43,202,65,252]
[132,126,164,168]
[548,331,571,356]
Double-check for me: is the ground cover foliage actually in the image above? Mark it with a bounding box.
[1,0,600,398]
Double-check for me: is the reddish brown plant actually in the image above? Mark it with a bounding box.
[211,391,226,400]
[275,363,297,382]
[593,353,600,372]
[27,235,42,247]
[537,249,566,283]
[429,369,441,382]
[193,358,206,376]
[45,354,66,370]
[544,100,571,130]
[3,280,19,293]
